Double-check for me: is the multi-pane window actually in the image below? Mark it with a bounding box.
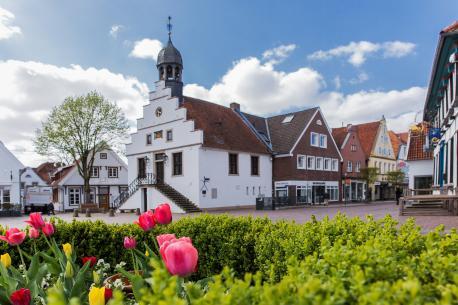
[90,167,99,178]
[347,161,353,172]
[297,155,306,169]
[326,186,339,201]
[69,188,80,205]
[89,187,96,203]
[154,131,163,139]
[2,189,10,203]
[319,134,327,148]
[324,158,331,171]
[351,145,357,152]
[307,156,315,170]
[108,167,118,178]
[166,130,173,141]
[310,132,319,147]
[146,134,152,145]
[228,153,238,175]
[316,157,323,170]
[311,132,327,148]
[251,156,259,176]
[356,161,361,172]
[172,152,183,176]
[100,153,107,159]
[331,159,339,172]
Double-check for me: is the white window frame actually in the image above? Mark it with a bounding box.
[316,157,323,170]
[310,132,319,147]
[307,156,316,170]
[356,161,361,173]
[297,155,306,169]
[68,187,81,206]
[90,167,99,178]
[347,161,353,172]
[331,159,339,172]
[324,158,331,171]
[108,167,118,178]
[319,134,327,148]
[351,144,356,152]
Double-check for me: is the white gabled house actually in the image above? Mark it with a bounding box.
[0,141,24,206]
[51,149,128,211]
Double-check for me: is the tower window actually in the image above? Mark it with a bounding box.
[175,67,181,80]
[159,67,164,80]
[166,65,173,79]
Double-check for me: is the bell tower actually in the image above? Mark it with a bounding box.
[156,16,183,98]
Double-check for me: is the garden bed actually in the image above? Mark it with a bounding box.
[1,212,458,304]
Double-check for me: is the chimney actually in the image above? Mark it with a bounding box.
[230,102,240,111]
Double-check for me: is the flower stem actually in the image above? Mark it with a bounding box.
[17,246,27,279]
[131,250,138,275]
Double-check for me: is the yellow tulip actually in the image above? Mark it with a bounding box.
[0,253,11,268]
[62,243,72,257]
[65,261,74,278]
[93,271,101,285]
[88,286,106,305]
[145,250,149,257]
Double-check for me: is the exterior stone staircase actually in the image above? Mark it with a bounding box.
[400,201,451,216]
[111,174,201,213]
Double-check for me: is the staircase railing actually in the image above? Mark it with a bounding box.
[111,173,156,209]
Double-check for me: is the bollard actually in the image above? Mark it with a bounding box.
[109,209,115,217]
[73,209,79,217]
[135,208,141,216]
[85,208,91,217]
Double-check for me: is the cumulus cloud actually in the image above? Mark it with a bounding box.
[308,40,416,67]
[184,48,425,133]
[0,6,21,40]
[349,72,369,85]
[109,24,124,38]
[129,38,163,60]
[262,44,296,65]
[0,60,149,166]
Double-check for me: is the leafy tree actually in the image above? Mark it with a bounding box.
[387,169,406,187]
[35,91,129,205]
[360,167,378,201]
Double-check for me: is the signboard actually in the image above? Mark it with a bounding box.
[429,128,441,147]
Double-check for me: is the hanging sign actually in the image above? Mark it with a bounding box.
[428,128,441,147]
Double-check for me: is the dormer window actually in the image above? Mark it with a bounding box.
[282,115,294,124]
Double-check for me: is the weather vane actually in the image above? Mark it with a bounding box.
[167,16,172,39]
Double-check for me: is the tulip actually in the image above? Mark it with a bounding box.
[154,203,172,225]
[0,228,26,246]
[160,237,198,277]
[156,233,176,247]
[123,237,136,249]
[28,227,40,239]
[62,243,72,257]
[65,260,74,278]
[104,287,113,301]
[145,250,149,257]
[24,212,45,230]
[0,253,11,268]
[82,256,97,268]
[88,286,106,305]
[134,212,156,231]
[93,271,101,285]
[42,222,55,237]
[9,288,31,305]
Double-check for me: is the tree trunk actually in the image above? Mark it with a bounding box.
[83,178,91,205]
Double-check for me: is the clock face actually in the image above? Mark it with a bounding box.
[155,107,162,117]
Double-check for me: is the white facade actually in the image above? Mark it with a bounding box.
[406,160,434,190]
[0,141,24,205]
[53,149,128,211]
[125,81,272,211]
[21,167,52,206]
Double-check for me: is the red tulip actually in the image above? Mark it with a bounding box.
[156,233,176,247]
[9,288,31,305]
[105,287,113,301]
[24,212,45,230]
[154,203,172,225]
[42,222,55,237]
[123,237,136,249]
[82,256,97,268]
[28,227,40,239]
[134,212,156,232]
[160,237,198,277]
[0,228,26,246]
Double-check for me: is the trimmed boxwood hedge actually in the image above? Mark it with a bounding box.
[3,214,458,304]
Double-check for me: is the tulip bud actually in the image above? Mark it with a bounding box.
[93,271,101,285]
[65,261,74,278]
[0,253,11,269]
[63,243,72,258]
[145,250,149,257]
[123,236,136,249]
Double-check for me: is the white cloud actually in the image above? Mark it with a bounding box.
[349,72,369,84]
[262,44,296,65]
[0,6,21,40]
[109,24,124,38]
[129,39,163,60]
[0,60,149,166]
[308,40,416,67]
[184,49,425,133]
[333,76,341,90]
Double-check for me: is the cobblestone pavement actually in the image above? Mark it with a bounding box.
[1,201,457,233]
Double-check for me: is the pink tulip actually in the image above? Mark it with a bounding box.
[28,227,40,239]
[154,203,172,225]
[156,233,176,247]
[160,237,198,277]
[134,212,156,232]
[25,212,45,230]
[0,228,26,246]
[123,237,136,249]
[42,222,55,237]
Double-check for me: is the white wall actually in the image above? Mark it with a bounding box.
[407,160,433,190]
[198,148,272,209]
[0,141,24,204]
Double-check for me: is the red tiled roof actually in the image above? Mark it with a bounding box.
[353,121,380,157]
[34,162,61,185]
[50,165,75,187]
[331,127,348,148]
[389,131,402,157]
[182,97,270,154]
[397,132,408,143]
[407,125,433,161]
[441,21,458,33]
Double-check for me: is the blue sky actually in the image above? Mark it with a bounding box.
[0,0,457,165]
